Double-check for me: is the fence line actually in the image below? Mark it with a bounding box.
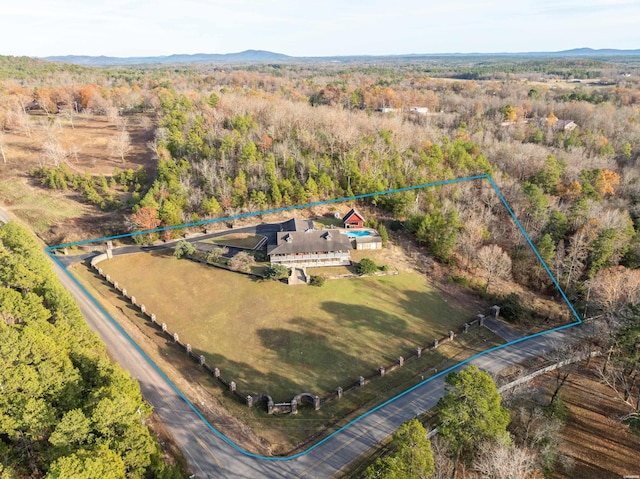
[91,253,502,414]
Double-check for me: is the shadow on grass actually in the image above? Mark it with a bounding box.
[399,289,471,331]
[320,300,411,345]
[256,325,374,394]
[187,345,305,403]
[147,248,174,258]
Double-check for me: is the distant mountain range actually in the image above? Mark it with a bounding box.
[42,48,640,66]
[42,49,292,66]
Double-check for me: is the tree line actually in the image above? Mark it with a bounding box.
[0,222,183,478]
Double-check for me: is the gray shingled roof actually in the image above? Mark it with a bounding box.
[280,218,314,233]
[268,229,353,256]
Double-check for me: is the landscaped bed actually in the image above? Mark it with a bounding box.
[92,251,476,400]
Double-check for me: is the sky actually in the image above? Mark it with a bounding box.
[1,0,639,58]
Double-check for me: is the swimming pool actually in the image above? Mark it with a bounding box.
[342,230,372,238]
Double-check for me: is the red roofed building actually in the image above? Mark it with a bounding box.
[342,208,365,229]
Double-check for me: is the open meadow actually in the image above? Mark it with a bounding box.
[95,250,476,400]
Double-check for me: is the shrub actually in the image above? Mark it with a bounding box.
[264,264,289,280]
[309,275,325,287]
[390,220,403,232]
[378,223,389,246]
[228,251,256,272]
[174,240,196,259]
[364,218,379,229]
[206,246,228,264]
[500,292,524,322]
[357,258,378,274]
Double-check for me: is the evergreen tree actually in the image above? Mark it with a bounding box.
[365,420,434,479]
[437,366,510,470]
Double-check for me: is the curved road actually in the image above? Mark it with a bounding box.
[50,251,585,478]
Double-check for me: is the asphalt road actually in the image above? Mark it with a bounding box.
[50,250,584,478]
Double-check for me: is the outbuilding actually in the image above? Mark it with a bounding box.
[342,208,365,229]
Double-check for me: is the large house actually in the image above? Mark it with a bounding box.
[267,219,352,268]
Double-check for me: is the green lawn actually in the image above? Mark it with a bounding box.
[201,233,265,249]
[98,252,474,400]
[313,217,343,228]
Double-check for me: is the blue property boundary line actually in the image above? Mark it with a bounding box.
[45,174,582,462]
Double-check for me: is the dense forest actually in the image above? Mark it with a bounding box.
[1,54,640,476]
[0,222,182,478]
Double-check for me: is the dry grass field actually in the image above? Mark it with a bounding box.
[93,250,478,400]
[71,257,502,450]
[0,112,154,242]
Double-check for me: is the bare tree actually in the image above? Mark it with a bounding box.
[42,136,68,167]
[544,343,581,407]
[458,213,487,270]
[476,244,512,293]
[562,229,588,290]
[472,442,537,479]
[431,437,455,479]
[16,109,32,138]
[589,266,640,313]
[108,119,132,162]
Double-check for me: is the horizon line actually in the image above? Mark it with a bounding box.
[30,46,640,60]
